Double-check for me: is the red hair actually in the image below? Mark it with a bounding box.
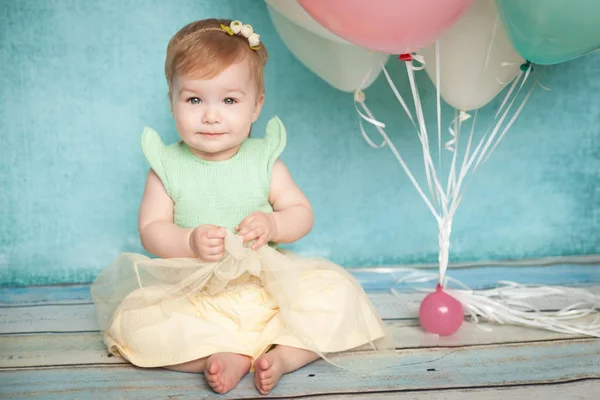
[165,18,268,97]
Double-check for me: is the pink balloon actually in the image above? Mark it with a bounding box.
[419,284,464,336]
[298,0,474,54]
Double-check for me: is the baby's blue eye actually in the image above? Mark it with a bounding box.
[223,98,237,105]
[188,97,201,105]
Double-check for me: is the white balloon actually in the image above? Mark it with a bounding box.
[420,0,524,111]
[265,1,389,92]
[264,0,348,44]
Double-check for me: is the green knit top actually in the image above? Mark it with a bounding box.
[141,116,286,232]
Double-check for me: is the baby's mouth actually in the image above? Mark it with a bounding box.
[199,132,226,136]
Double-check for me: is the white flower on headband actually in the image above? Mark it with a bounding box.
[230,20,242,34]
[241,24,254,38]
[248,33,260,48]
[226,20,260,49]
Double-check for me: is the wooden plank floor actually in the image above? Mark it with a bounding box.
[1,261,600,399]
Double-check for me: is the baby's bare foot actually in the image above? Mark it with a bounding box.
[204,353,251,394]
[255,345,319,394]
[254,352,285,395]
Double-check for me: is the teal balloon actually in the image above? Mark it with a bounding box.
[496,0,600,65]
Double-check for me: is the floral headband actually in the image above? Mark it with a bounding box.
[220,20,261,50]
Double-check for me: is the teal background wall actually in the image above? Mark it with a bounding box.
[1,0,598,286]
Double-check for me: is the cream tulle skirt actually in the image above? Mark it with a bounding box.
[91,233,394,370]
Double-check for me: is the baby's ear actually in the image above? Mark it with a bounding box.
[168,92,174,114]
[252,93,265,122]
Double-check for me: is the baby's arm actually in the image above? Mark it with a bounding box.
[268,159,314,243]
[138,170,196,258]
[138,170,225,260]
[235,160,314,248]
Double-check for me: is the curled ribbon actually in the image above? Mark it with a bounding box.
[445,111,471,152]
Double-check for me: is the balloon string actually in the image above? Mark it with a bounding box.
[353,92,440,221]
[435,40,442,182]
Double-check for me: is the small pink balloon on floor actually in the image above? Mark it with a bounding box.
[297,0,474,54]
[419,284,464,336]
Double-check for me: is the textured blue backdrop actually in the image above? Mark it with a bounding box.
[1,0,598,286]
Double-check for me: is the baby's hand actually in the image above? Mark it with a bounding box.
[189,224,227,262]
[236,212,277,250]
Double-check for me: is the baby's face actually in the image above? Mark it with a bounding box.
[171,59,264,161]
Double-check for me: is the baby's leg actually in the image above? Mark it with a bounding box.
[165,357,207,373]
[255,346,319,395]
[166,353,252,394]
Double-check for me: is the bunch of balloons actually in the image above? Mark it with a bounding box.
[267,0,600,110]
[266,0,600,337]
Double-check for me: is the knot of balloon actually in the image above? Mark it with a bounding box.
[398,53,413,62]
[520,61,533,72]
